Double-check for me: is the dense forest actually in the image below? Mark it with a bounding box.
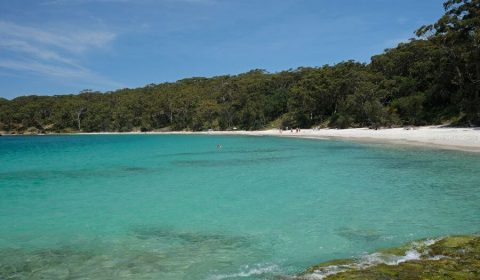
[0,0,479,133]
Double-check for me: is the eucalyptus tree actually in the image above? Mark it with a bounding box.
[417,0,480,124]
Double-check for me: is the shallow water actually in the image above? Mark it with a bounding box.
[0,135,479,279]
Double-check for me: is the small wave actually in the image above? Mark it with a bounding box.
[304,238,442,279]
[208,264,279,280]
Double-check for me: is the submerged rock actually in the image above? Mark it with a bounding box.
[335,227,384,242]
[301,235,480,280]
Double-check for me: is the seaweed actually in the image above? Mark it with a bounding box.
[300,235,480,280]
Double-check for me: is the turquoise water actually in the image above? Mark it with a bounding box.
[0,135,479,279]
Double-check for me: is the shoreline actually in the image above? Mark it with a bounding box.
[2,126,480,153]
[300,234,480,279]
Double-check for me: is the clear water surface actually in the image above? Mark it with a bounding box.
[0,135,479,279]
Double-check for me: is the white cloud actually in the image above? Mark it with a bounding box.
[0,59,121,88]
[0,21,115,54]
[0,21,121,89]
[0,59,89,78]
[0,39,77,65]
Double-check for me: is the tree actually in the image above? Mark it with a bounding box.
[0,0,477,133]
[417,0,480,124]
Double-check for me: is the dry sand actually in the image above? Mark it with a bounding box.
[193,126,480,152]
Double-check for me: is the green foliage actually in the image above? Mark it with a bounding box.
[391,93,427,125]
[416,0,480,124]
[1,0,479,132]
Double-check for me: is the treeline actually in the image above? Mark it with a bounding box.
[0,0,479,133]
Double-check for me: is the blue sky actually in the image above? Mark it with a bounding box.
[0,0,444,99]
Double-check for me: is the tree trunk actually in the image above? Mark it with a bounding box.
[77,112,82,131]
[76,108,86,131]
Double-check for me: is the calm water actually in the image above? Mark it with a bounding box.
[0,135,479,279]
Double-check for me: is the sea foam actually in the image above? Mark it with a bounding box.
[208,264,280,280]
[304,238,442,279]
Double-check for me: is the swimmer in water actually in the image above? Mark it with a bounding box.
[216,144,222,149]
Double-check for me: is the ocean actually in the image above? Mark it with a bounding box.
[1,134,479,279]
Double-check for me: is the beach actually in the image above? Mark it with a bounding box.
[4,126,479,152]
[127,126,480,152]
[6,125,478,152]
[193,126,480,152]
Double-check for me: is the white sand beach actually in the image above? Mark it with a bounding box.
[12,126,478,152]
[197,126,480,152]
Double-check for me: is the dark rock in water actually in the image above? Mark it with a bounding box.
[335,227,383,242]
[132,227,252,249]
[0,246,172,279]
[121,166,149,172]
[0,247,95,279]
[172,156,289,167]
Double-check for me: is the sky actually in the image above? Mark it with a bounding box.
[0,0,445,99]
